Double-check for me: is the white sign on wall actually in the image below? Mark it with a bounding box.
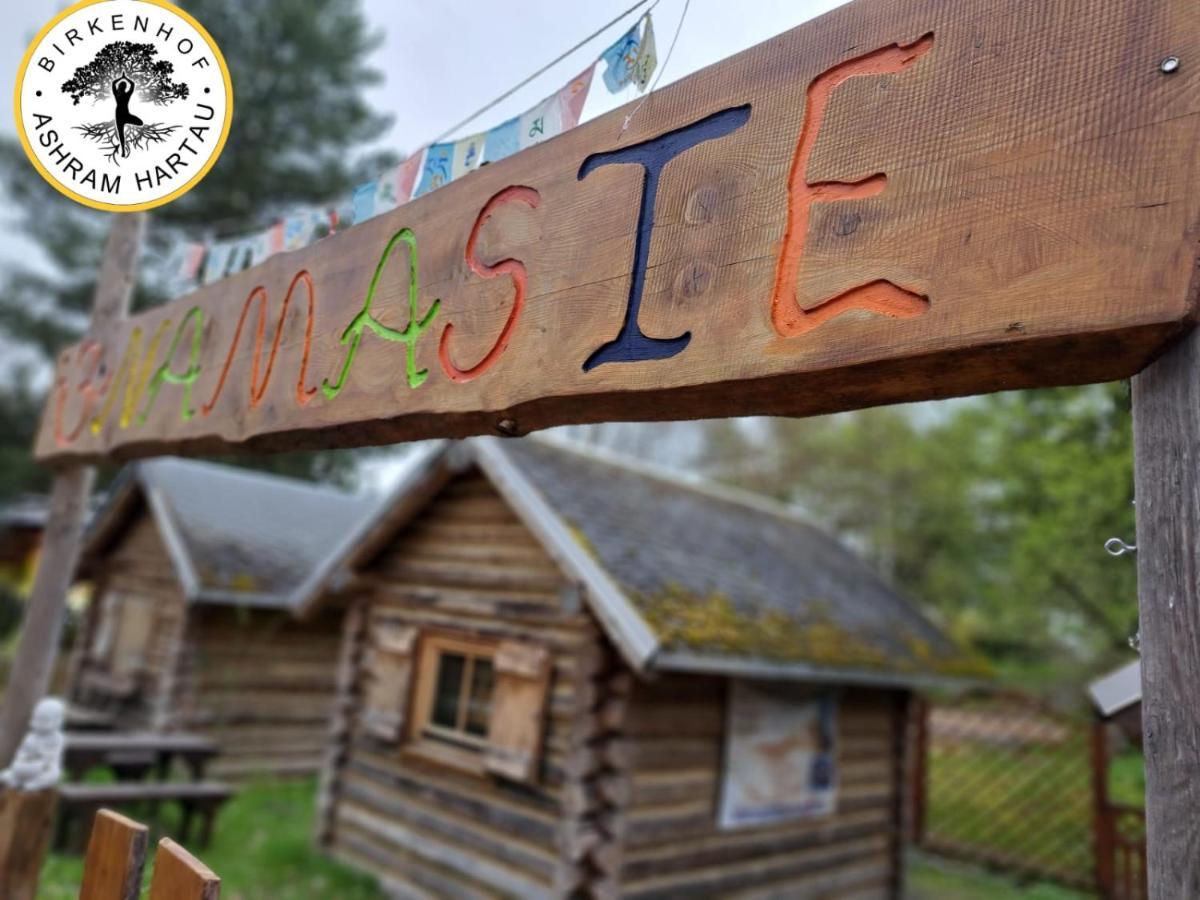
[718,682,838,829]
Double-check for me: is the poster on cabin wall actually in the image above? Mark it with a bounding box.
[718,682,838,829]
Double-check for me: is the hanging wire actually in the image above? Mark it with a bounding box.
[429,0,658,144]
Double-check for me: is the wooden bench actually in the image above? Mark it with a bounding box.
[57,782,234,851]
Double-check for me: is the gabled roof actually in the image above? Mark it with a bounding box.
[295,438,981,687]
[83,458,375,612]
[1088,659,1141,718]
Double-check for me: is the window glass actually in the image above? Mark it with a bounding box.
[432,652,465,728]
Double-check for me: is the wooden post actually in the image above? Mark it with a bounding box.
[1132,325,1200,899]
[0,788,58,900]
[0,213,144,767]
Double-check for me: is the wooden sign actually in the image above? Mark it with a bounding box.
[34,0,1200,463]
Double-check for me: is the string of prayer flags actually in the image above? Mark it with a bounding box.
[164,17,620,296]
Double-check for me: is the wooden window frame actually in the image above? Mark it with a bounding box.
[406,632,500,776]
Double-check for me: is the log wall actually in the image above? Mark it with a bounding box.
[70,512,186,730]
[618,676,907,899]
[320,470,608,899]
[175,605,344,778]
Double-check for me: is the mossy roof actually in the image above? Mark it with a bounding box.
[86,458,374,609]
[502,440,984,680]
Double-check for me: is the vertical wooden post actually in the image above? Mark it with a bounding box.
[1132,325,1200,899]
[0,213,144,767]
[0,789,58,900]
[1091,718,1115,897]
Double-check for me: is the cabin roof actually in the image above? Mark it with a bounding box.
[1088,659,1141,718]
[84,458,374,612]
[295,437,981,688]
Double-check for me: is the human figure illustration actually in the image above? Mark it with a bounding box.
[112,76,143,158]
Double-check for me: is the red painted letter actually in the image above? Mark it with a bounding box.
[439,185,540,383]
[772,36,934,338]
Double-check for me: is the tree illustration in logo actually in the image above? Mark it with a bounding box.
[61,41,189,163]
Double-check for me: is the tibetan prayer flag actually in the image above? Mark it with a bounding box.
[484,117,521,164]
[451,132,486,179]
[352,180,377,224]
[179,242,205,281]
[519,94,563,149]
[559,63,596,129]
[601,23,641,93]
[395,150,424,204]
[633,15,657,91]
[201,241,232,285]
[414,142,454,198]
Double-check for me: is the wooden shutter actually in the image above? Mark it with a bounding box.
[484,640,551,782]
[362,622,417,741]
[112,594,155,676]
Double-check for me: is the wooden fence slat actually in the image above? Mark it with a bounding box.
[78,809,148,900]
[148,837,221,900]
[0,788,58,900]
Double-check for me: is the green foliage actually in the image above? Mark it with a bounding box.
[38,778,384,899]
[0,0,397,497]
[698,384,1137,684]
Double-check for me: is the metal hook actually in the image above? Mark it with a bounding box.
[1105,537,1137,557]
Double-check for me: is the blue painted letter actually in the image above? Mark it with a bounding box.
[577,105,751,371]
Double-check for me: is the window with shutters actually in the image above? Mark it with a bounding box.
[406,631,551,782]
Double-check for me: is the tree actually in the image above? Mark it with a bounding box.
[60,41,189,106]
[696,384,1138,689]
[0,0,397,497]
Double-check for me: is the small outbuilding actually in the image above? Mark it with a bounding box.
[66,458,372,778]
[298,437,978,899]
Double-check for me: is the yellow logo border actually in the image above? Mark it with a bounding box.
[13,0,234,213]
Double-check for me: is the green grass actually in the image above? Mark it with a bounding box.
[1108,750,1145,807]
[908,851,1093,899]
[38,778,384,900]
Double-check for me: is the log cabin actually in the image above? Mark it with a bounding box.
[66,457,373,778]
[297,437,982,899]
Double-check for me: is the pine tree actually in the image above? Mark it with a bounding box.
[0,0,397,497]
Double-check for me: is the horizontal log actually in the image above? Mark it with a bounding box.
[36,0,1200,463]
[337,802,555,899]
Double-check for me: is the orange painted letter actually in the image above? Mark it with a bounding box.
[771,35,934,338]
[439,185,540,383]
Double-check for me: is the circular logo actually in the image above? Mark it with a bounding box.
[14,0,232,212]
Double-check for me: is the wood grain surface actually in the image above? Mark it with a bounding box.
[34,0,1200,463]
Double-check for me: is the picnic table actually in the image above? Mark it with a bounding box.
[57,732,232,850]
[64,731,219,782]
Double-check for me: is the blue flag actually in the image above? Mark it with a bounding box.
[414,143,454,198]
[601,23,641,93]
[484,117,521,164]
